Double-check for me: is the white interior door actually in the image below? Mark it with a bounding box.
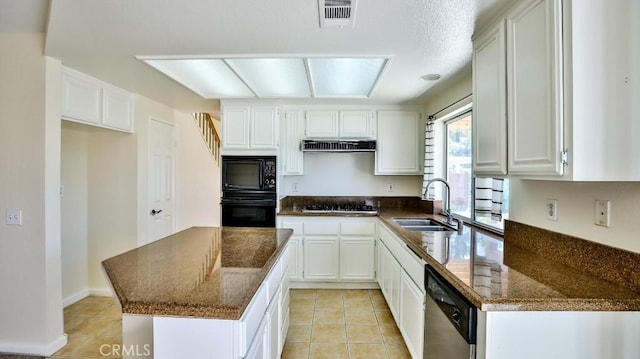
[148,119,176,243]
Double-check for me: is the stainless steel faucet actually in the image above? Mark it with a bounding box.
[423,177,454,225]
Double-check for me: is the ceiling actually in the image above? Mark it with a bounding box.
[1,0,514,111]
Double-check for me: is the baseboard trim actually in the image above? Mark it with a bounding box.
[89,288,115,297]
[63,288,114,307]
[289,281,380,289]
[0,334,67,356]
[63,289,89,307]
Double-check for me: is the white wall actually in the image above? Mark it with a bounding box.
[0,33,65,355]
[61,122,89,304]
[280,153,422,196]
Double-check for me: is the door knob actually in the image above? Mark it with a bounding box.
[150,209,163,216]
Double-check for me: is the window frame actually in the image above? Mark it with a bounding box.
[441,108,508,234]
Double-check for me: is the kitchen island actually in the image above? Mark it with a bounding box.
[102,226,292,359]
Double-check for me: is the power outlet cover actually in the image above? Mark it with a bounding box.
[546,199,558,221]
[595,200,610,227]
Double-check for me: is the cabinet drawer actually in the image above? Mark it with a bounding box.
[341,221,376,235]
[304,221,339,235]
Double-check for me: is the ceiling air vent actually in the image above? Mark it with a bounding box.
[318,0,357,28]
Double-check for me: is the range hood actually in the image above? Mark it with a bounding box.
[301,140,376,152]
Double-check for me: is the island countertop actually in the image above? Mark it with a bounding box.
[102,226,293,319]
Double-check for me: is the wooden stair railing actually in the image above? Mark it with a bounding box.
[193,112,221,165]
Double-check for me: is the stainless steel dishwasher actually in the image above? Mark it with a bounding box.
[424,264,477,359]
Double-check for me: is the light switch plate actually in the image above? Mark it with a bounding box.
[6,209,22,225]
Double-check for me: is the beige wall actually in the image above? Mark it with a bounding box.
[175,110,221,229]
[426,70,640,254]
[60,93,221,297]
[0,33,65,354]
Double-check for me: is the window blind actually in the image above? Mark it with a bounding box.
[474,177,504,221]
[422,117,435,199]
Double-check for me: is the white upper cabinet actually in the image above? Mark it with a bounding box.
[339,110,376,139]
[61,66,134,133]
[473,0,639,180]
[305,110,339,138]
[375,110,423,175]
[472,21,507,176]
[222,103,279,155]
[472,0,562,177]
[304,109,375,139]
[280,110,304,176]
[102,84,134,132]
[506,0,564,176]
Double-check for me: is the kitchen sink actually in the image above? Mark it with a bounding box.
[392,218,441,227]
[392,218,456,232]
[400,225,452,232]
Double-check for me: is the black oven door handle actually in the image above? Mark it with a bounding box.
[221,199,276,206]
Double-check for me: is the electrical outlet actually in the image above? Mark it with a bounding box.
[6,209,22,225]
[595,200,610,227]
[387,183,394,192]
[292,183,298,193]
[546,199,558,221]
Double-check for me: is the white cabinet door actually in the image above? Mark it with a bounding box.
[378,240,401,320]
[472,21,507,176]
[61,67,102,125]
[102,84,134,132]
[506,0,563,176]
[286,238,303,281]
[280,110,304,175]
[245,316,268,359]
[251,107,278,149]
[399,269,425,359]
[222,106,250,149]
[340,238,375,281]
[375,110,423,175]
[305,110,339,138]
[303,237,339,281]
[339,110,375,139]
[267,287,281,359]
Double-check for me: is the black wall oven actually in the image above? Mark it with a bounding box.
[221,156,276,228]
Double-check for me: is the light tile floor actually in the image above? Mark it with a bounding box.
[283,289,411,359]
[49,296,122,359]
[49,289,411,359]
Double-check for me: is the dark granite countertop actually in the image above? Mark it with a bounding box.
[102,227,293,319]
[278,196,640,311]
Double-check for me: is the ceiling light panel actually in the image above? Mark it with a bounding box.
[225,58,311,98]
[143,59,255,98]
[308,58,387,97]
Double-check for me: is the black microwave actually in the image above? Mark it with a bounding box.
[221,156,277,193]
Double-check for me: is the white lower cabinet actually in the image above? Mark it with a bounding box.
[377,222,425,359]
[245,315,268,359]
[377,239,401,320]
[303,237,340,280]
[277,216,378,283]
[399,269,425,359]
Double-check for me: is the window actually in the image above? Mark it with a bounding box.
[445,111,509,231]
